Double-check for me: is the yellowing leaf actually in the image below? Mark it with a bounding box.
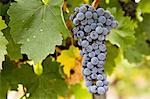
[57,46,81,77]
[66,58,83,85]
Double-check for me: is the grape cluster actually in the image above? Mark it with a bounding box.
[70,4,117,94]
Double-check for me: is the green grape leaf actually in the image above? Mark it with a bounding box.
[124,47,142,63]
[105,42,119,75]
[0,56,18,99]
[0,3,10,16]
[6,42,22,60]
[138,0,150,14]
[3,28,22,60]
[124,14,150,63]
[70,83,92,99]
[106,8,137,50]
[0,56,68,99]
[0,16,8,70]
[8,0,69,63]
[100,0,121,9]
[138,14,150,40]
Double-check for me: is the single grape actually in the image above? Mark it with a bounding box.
[88,19,94,25]
[85,81,93,87]
[82,48,87,54]
[98,16,106,24]
[92,43,98,50]
[97,63,103,68]
[79,26,84,30]
[99,44,106,52]
[103,80,109,85]
[87,62,94,69]
[99,60,105,65]
[96,41,103,45]
[86,45,93,52]
[88,6,94,12]
[110,15,115,21]
[97,87,105,94]
[82,60,88,66]
[89,85,97,93]
[83,54,90,61]
[98,53,106,61]
[104,85,108,91]
[79,5,87,13]
[85,11,93,19]
[96,8,104,16]
[86,75,92,80]
[73,18,79,25]
[88,86,92,93]
[84,25,91,33]
[104,10,111,19]
[81,40,89,48]
[86,36,92,42]
[91,57,99,65]
[80,50,84,56]
[106,26,111,31]
[98,67,104,71]
[72,27,79,34]
[106,19,112,26]
[111,21,118,28]
[102,74,107,80]
[91,23,97,30]
[83,68,91,76]
[102,28,109,35]
[77,40,82,46]
[98,35,105,41]
[77,31,84,38]
[96,26,103,34]
[93,12,98,19]
[81,19,88,25]
[69,14,75,21]
[97,74,104,80]
[74,7,79,12]
[97,68,104,73]
[91,73,97,79]
[76,12,85,20]
[92,67,98,73]
[90,31,98,40]
[96,80,104,87]
[97,23,103,27]
[95,49,100,55]
[88,52,96,58]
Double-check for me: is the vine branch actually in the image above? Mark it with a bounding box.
[92,0,100,9]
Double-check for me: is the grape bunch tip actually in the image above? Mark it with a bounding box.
[70,4,118,95]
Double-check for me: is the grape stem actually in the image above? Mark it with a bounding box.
[55,47,62,53]
[92,0,100,9]
[93,93,106,99]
